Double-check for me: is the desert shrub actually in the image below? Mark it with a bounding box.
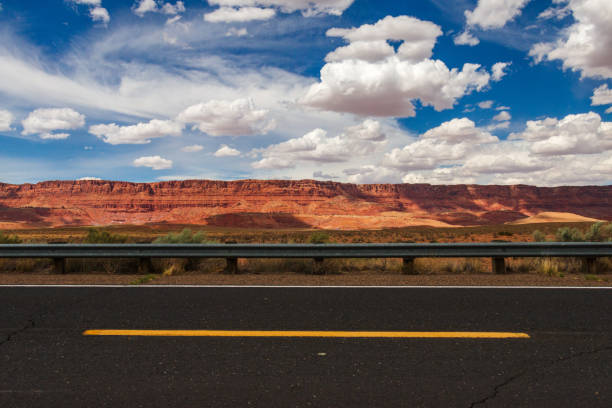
[153,228,211,244]
[0,232,22,244]
[152,229,214,273]
[247,258,314,274]
[308,231,330,244]
[66,258,138,274]
[532,230,546,242]
[498,231,514,237]
[441,259,486,274]
[84,228,128,244]
[555,227,584,242]
[507,259,532,274]
[602,224,612,241]
[584,222,603,242]
[536,258,562,277]
[584,222,612,242]
[529,257,587,275]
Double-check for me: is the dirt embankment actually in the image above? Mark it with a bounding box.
[1,273,610,287]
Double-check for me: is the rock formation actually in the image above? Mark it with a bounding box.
[0,179,610,229]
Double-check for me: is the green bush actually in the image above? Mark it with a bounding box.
[555,227,584,242]
[83,228,128,244]
[584,222,612,242]
[532,230,546,242]
[0,232,22,244]
[603,224,612,241]
[584,222,603,241]
[153,228,211,244]
[308,231,330,244]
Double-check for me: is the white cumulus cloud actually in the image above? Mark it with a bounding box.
[384,118,498,170]
[177,98,275,137]
[133,0,157,15]
[346,112,612,186]
[510,111,612,155]
[530,0,612,79]
[302,16,494,117]
[22,108,85,140]
[454,30,480,46]
[69,0,110,24]
[251,157,293,169]
[133,155,173,170]
[204,6,275,23]
[592,84,612,106]
[160,1,185,14]
[463,149,549,174]
[133,0,185,17]
[182,144,204,152]
[401,167,478,185]
[90,6,110,24]
[206,0,354,17]
[252,119,386,169]
[214,145,241,157]
[89,119,183,145]
[491,62,511,81]
[0,109,13,131]
[325,15,442,61]
[493,111,511,121]
[324,40,395,63]
[345,165,399,184]
[465,0,530,30]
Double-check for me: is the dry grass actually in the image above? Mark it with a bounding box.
[1,222,610,275]
[1,221,584,245]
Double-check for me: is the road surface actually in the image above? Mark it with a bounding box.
[1,286,611,407]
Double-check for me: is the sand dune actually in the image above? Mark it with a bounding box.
[509,212,603,225]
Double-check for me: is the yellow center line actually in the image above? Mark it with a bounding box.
[82,330,530,339]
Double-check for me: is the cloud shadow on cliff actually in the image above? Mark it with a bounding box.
[204,212,313,229]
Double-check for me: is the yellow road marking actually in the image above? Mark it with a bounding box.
[83,330,530,339]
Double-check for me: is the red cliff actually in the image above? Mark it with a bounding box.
[0,180,610,229]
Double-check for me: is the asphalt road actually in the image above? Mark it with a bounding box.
[1,286,611,407]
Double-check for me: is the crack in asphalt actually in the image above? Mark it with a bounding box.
[469,370,526,408]
[0,319,36,347]
[469,344,612,407]
[0,289,106,348]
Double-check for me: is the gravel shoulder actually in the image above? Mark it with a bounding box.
[1,273,611,286]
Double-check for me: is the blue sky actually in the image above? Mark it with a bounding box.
[0,0,611,186]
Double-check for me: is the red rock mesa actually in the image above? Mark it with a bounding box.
[0,180,610,229]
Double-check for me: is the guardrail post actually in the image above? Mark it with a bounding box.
[53,258,66,274]
[224,257,239,274]
[186,257,200,271]
[584,257,597,274]
[402,257,416,275]
[313,257,325,275]
[139,258,154,274]
[492,257,506,274]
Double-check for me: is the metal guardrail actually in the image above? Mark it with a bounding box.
[1,242,610,275]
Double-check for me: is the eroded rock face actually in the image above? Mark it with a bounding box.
[0,180,610,229]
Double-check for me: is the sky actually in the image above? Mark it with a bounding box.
[0,0,611,186]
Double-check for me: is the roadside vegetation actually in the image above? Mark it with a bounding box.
[0,223,610,275]
[0,231,22,244]
[83,228,129,244]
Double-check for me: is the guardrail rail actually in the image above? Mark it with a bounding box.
[1,242,611,275]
